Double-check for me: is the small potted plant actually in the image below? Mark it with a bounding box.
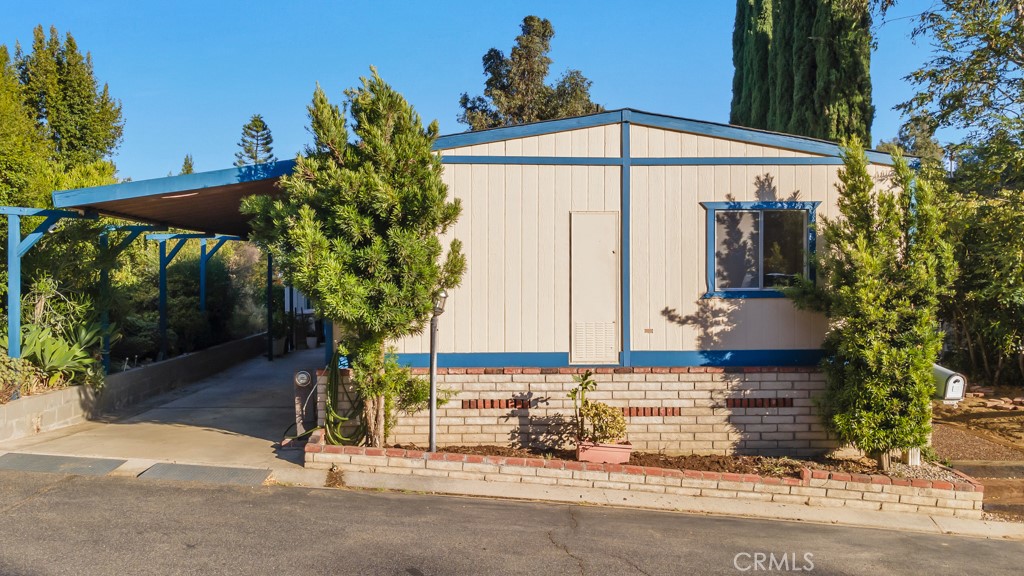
[568,370,632,464]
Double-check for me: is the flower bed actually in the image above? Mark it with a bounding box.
[305,431,985,519]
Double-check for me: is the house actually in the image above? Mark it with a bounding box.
[381,109,897,454]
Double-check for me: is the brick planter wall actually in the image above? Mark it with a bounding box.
[318,366,835,456]
[305,434,985,520]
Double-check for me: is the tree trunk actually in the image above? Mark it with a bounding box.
[871,450,892,472]
[362,394,387,447]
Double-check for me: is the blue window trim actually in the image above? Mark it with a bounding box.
[396,350,823,368]
[620,112,632,366]
[701,201,820,299]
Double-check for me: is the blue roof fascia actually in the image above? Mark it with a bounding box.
[52,159,297,209]
[627,111,895,166]
[432,111,624,150]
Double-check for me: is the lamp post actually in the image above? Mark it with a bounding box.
[428,289,448,452]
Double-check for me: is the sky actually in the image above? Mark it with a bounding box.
[3,1,942,182]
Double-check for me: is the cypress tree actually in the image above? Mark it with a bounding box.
[234,114,276,166]
[730,0,752,126]
[747,0,774,128]
[812,0,874,143]
[788,0,818,136]
[769,0,794,130]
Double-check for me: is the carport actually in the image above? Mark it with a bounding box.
[3,159,321,368]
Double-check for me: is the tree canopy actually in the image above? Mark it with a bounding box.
[458,16,602,131]
[234,114,276,166]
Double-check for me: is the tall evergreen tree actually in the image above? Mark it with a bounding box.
[788,141,954,469]
[459,16,602,131]
[243,71,466,446]
[234,114,276,166]
[731,0,873,143]
[180,153,194,175]
[730,0,753,127]
[15,25,123,166]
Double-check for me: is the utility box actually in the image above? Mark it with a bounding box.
[932,364,966,403]
[294,370,317,436]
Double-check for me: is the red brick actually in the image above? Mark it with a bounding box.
[670,367,689,373]
[464,455,485,464]
[544,460,565,469]
[564,461,586,471]
[426,452,446,461]
[850,474,872,485]
[411,368,428,375]
[743,367,762,373]
[484,368,503,375]
[891,478,911,487]
[810,469,829,480]
[540,368,559,374]
[644,466,666,476]
[931,481,954,491]
[323,445,345,454]
[782,478,802,486]
[594,367,615,374]
[447,368,466,375]
[522,368,541,374]
[304,443,323,453]
[869,475,891,485]
[760,476,782,485]
[524,458,546,468]
[466,368,484,374]
[663,469,685,479]
[651,366,670,373]
[364,448,386,457]
[483,456,505,466]
[911,478,931,488]
[706,367,725,373]
[721,472,744,483]
[559,368,576,374]
[614,368,632,374]
[503,368,522,375]
[623,465,645,476]
[688,367,707,373]
[315,369,327,377]
[504,458,526,467]
[702,471,723,481]
[830,473,852,482]
[385,448,406,457]
[443,453,466,462]
[742,474,762,483]
[953,482,976,492]
[633,367,652,374]
[582,462,607,473]
[683,470,704,480]
[343,446,365,455]
[604,464,625,474]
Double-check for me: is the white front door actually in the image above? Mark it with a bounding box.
[570,211,620,364]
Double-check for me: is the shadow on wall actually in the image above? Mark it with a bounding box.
[505,392,575,450]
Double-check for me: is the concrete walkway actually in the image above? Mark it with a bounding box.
[0,348,328,487]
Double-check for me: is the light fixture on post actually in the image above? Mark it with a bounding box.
[428,289,448,453]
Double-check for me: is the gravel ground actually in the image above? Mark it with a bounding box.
[932,423,1024,461]
[885,462,966,483]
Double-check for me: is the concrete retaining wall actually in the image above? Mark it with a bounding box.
[319,366,835,456]
[305,437,985,520]
[0,334,266,443]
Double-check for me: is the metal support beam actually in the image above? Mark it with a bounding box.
[99,225,166,372]
[266,253,274,362]
[150,234,208,361]
[199,236,240,312]
[3,207,94,359]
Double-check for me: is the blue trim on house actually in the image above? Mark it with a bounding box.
[441,156,622,166]
[398,352,572,368]
[700,201,821,298]
[430,108,894,165]
[433,111,622,150]
[395,350,822,367]
[620,112,632,367]
[630,349,824,367]
[52,159,297,208]
[631,157,845,166]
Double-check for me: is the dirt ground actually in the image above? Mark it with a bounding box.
[933,394,1024,456]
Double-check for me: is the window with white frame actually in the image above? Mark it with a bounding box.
[702,202,818,296]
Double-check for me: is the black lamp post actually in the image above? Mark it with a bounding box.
[429,289,448,452]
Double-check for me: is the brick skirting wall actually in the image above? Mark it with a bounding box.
[317,365,836,456]
[305,436,985,520]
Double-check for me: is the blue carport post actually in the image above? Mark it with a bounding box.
[199,236,241,312]
[99,225,166,372]
[3,207,95,358]
[147,233,212,361]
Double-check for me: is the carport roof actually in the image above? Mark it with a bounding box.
[51,160,296,237]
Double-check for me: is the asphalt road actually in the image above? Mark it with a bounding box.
[0,470,1020,576]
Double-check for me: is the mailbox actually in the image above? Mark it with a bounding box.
[932,364,966,402]
[294,369,317,436]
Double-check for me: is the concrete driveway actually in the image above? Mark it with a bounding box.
[0,348,325,474]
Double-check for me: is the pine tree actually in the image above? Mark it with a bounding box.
[234,114,276,166]
[0,46,52,210]
[15,25,123,166]
[459,16,602,130]
[180,154,194,175]
[243,70,466,447]
[788,141,954,469]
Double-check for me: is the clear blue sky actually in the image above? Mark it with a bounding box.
[3,1,939,181]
